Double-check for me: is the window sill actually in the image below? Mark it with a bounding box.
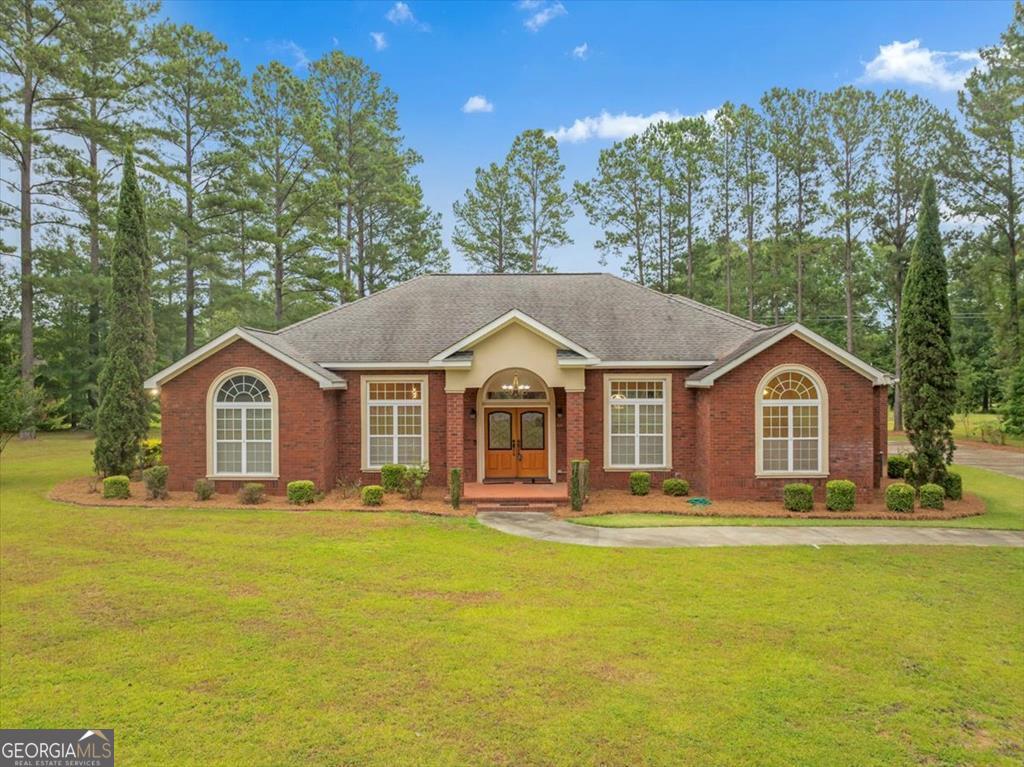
[208,474,279,481]
[603,466,672,473]
[755,472,828,479]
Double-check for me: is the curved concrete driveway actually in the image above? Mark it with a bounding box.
[477,512,1024,548]
[890,441,1024,480]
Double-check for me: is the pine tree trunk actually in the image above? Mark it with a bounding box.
[686,184,694,297]
[1006,153,1021,359]
[184,113,196,354]
[87,127,101,408]
[20,63,33,389]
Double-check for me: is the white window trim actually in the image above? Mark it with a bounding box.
[603,373,672,471]
[361,375,430,471]
[206,368,280,479]
[754,364,829,478]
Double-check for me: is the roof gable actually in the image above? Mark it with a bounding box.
[144,328,347,391]
[428,309,599,367]
[685,323,892,388]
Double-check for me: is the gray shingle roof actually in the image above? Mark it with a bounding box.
[254,273,763,366]
[684,325,792,382]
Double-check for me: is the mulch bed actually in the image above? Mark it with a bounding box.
[556,485,986,521]
[51,476,985,522]
[49,477,473,517]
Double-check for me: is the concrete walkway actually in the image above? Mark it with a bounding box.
[477,511,1024,549]
[890,441,1024,480]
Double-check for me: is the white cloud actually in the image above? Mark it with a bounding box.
[523,1,567,32]
[517,0,544,8]
[861,39,981,92]
[572,42,589,60]
[386,2,415,23]
[331,36,340,47]
[371,32,387,50]
[268,39,310,70]
[462,95,494,114]
[548,108,717,143]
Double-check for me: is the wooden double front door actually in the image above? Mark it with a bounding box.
[485,408,548,480]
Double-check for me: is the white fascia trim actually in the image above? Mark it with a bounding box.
[144,328,347,391]
[556,357,601,368]
[592,360,714,369]
[319,361,435,370]
[428,309,599,364]
[685,324,893,388]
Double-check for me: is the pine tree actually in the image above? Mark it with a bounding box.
[94,149,154,476]
[453,162,529,273]
[898,176,955,483]
[507,129,572,272]
[1001,357,1024,436]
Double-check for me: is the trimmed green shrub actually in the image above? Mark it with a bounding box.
[783,483,814,512]
[380,464,407,492]
[102,475,130,499]
[942,471,963,501]
[139,438,162,469]
[662,478,690,497]
[194,478,215,501]
[885,483,915,513]
[402,464,429,500]
[142,465,169,500]
[361,485,384,506]
[887,454,910,479]
[287,480,317,505]
[570,459,590,511]
[629,471,651,496]
[825,479,855,511]
[919,483,945,510]
[448,468,461,510]
[238,483,265,505]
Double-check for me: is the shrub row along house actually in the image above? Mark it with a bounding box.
[145,273,893,500]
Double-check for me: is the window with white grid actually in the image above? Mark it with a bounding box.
[607,378,667,468]
[213,374,273,475]
[760,370,822,473]
[366,380,425,468]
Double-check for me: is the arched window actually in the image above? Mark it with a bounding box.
[758,368,824,474]
[213,373,274,475]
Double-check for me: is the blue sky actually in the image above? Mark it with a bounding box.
[165,0,1012,272]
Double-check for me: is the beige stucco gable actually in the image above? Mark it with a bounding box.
[443,320,586,392]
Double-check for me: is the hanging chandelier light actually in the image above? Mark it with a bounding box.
[500,373,531,396]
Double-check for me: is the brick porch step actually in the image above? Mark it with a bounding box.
[474,503,560,513]
[461,481,568,505]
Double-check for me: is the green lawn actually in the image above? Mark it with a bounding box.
[573,465,1024,530]
[889,409,1024,449]
[2,434,1023,766]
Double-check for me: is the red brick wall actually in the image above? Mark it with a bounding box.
[335,370,448,487]
[462,389,477,483]
[160,339,338,494]
[583,369,699,490]
[699,334,884,500]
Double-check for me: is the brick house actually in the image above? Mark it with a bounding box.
[145,273,892,500]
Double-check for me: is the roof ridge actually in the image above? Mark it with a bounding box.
[275,273,433,335]
[602,273,764,331]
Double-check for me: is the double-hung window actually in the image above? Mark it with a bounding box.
[759,369,823,474]
[213,374,274,475]
[366,380,425,468]
[607,378,668,468]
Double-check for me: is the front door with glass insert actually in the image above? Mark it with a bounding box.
[484,408,548,480]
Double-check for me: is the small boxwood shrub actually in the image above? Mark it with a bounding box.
[887,454,910,479]
[380,464,407,492]
[142,465,169,500]
[629,471,651,496]
[402,464,429,500]
[287,480,317,505]
[102,475,130,499]
[361,484,384,506]
[662,478,690,497]
[825,479,855,511]
[783,483,814,512]
[885,482,915,513]
[448,468,461,509]
[194,478,215,501]
[942,471,963,501]
[570,459,590,511]
[238,483,265,505]
[919,483,945,510]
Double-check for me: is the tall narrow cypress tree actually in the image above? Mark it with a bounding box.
[93,149,154,476]
[898,176,955,484]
